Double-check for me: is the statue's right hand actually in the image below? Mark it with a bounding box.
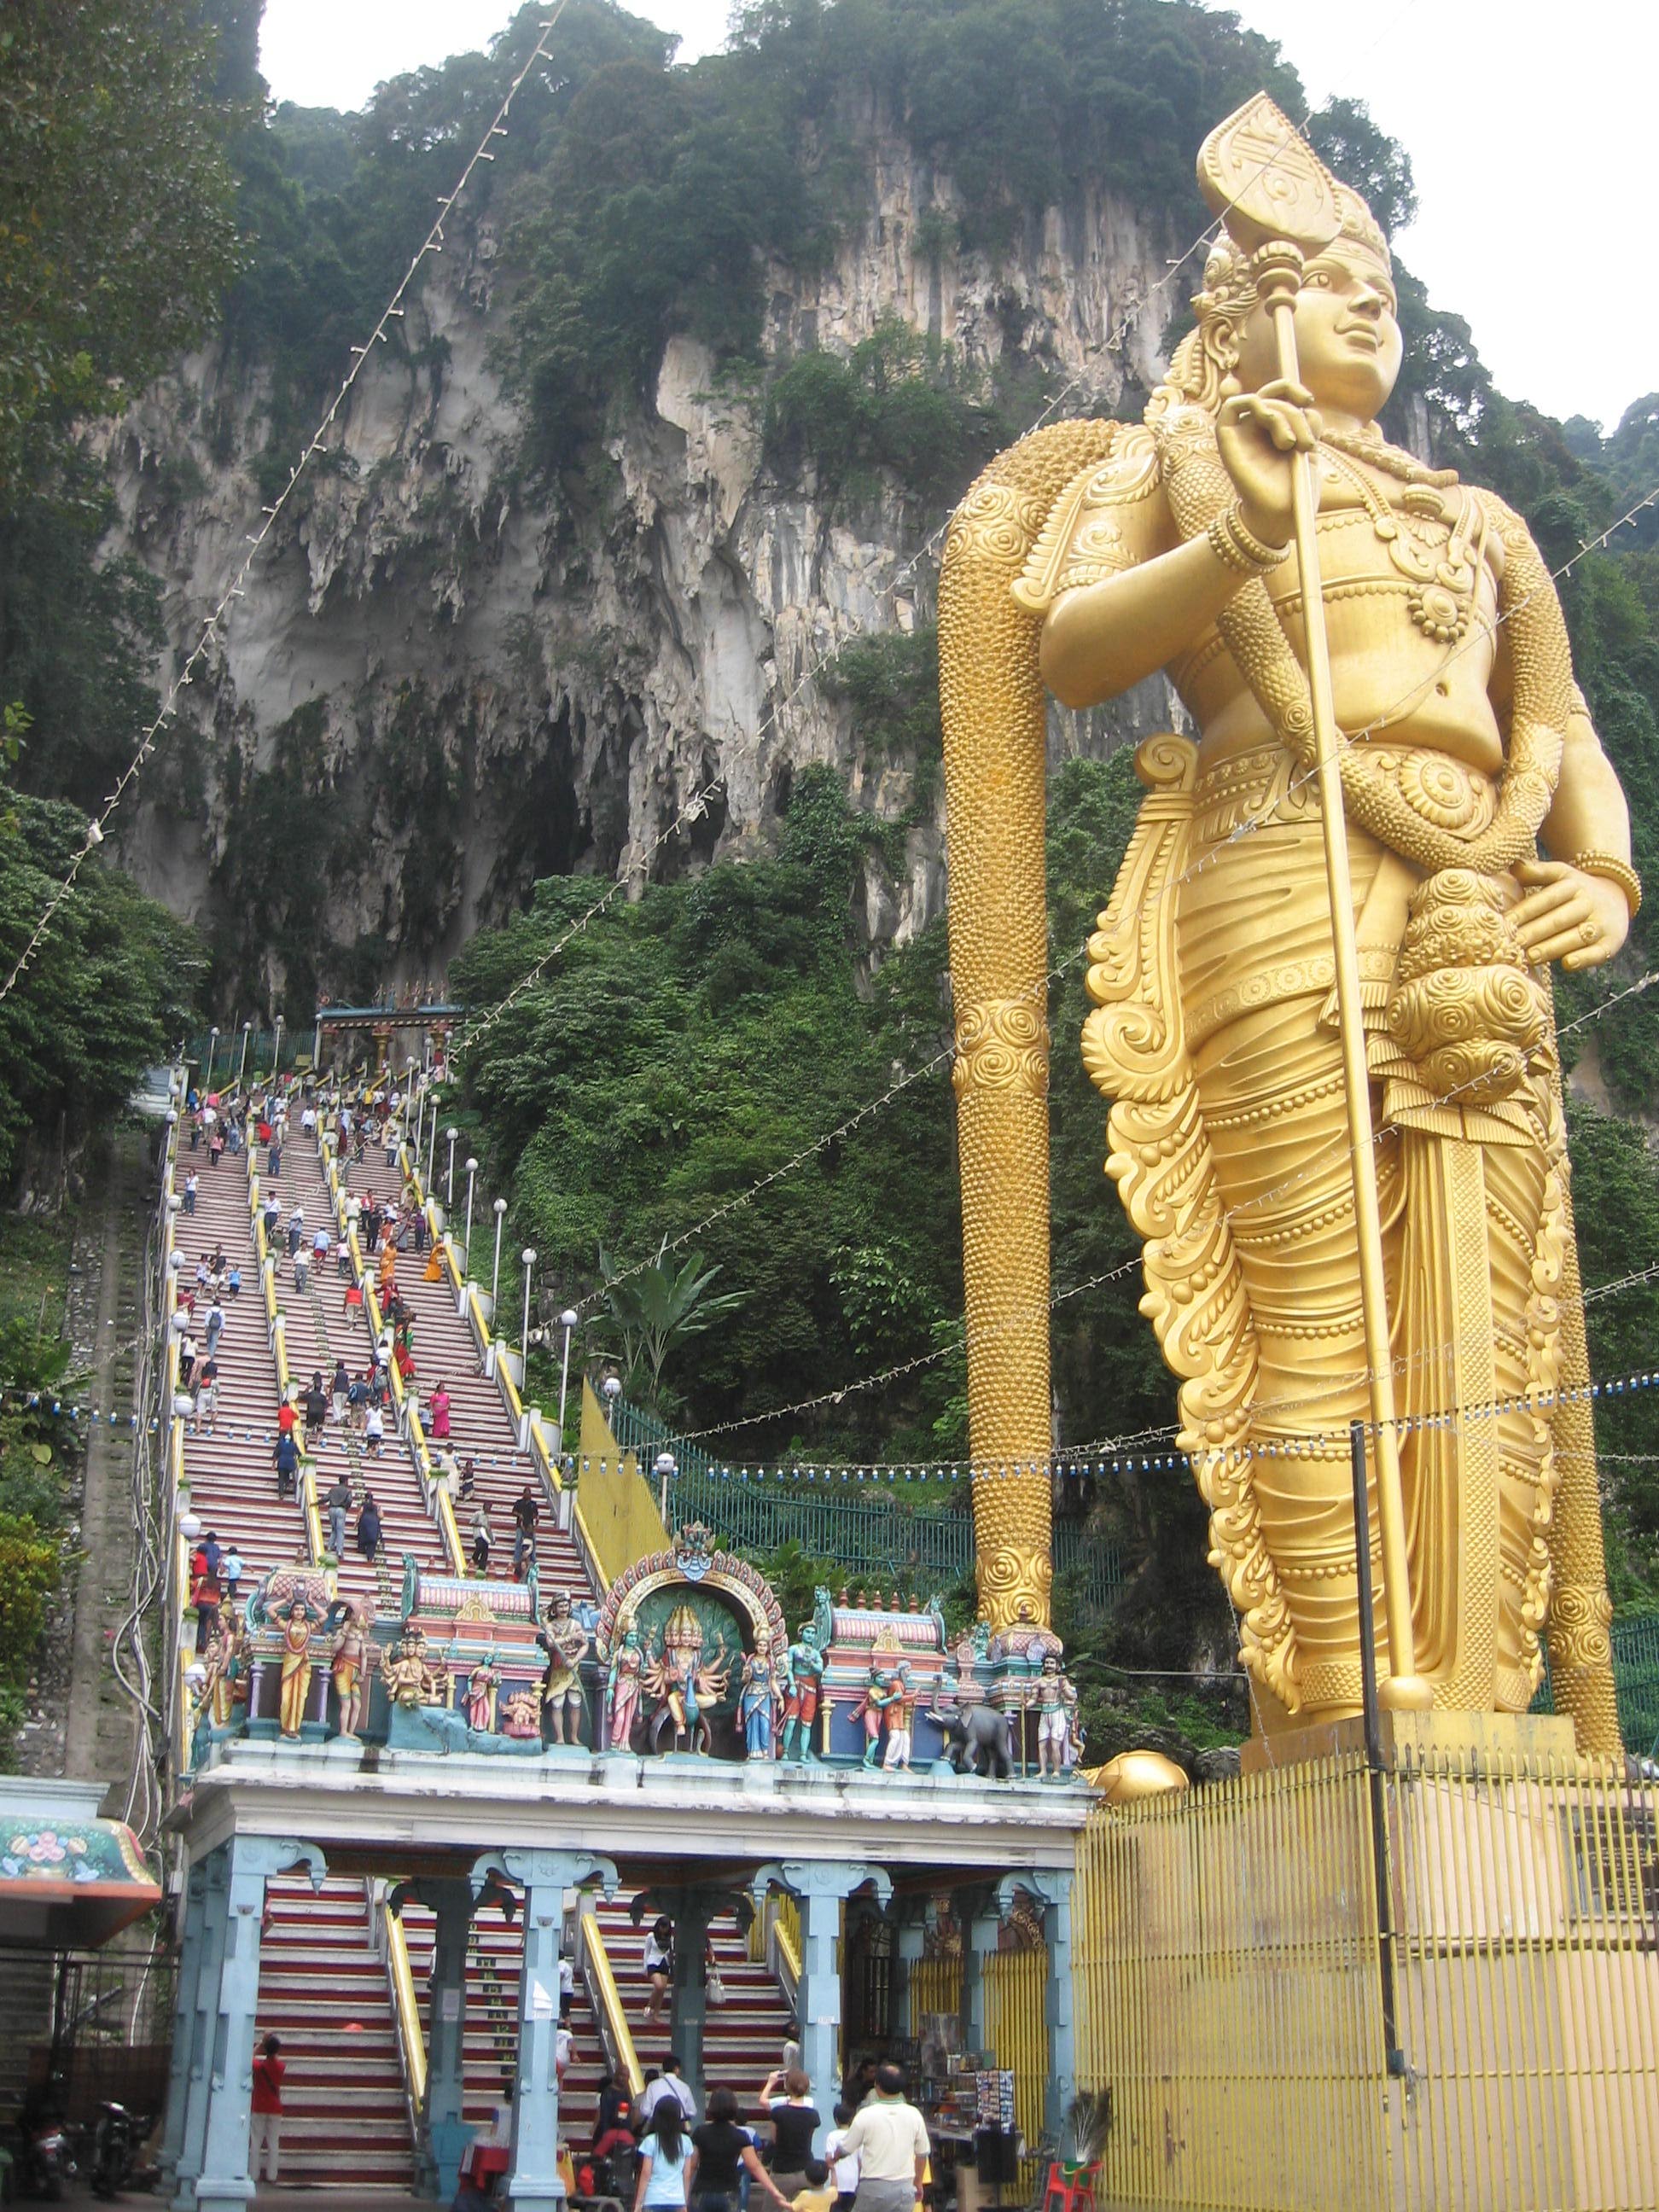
[1215,379,1319,550]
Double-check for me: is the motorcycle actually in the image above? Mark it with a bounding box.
[89,2101,135,2200]
[17,2120,73,2202]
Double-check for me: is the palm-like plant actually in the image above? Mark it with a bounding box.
[598,1239,744,1415]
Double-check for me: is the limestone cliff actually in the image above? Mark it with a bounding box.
[101,122,1185,1005]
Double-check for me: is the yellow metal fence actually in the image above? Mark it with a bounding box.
[1073,1743,1659,2211]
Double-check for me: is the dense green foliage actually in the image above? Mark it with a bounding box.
[0,1214,84,1766]
[453,768,965,1454]
[0,0,243,498]
[0,2,244,815]
[0,793,203,1190]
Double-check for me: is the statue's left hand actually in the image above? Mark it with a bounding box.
[1511,859,1630,969]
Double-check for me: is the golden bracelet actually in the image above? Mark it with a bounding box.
[1207,504,1289,576]
[1574,851,1642,919]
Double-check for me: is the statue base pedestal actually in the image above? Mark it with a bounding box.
[1238,1705,1576,1775]
[1088,1716,1657,2209]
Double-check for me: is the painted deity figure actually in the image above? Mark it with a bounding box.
[277,1602,316,1738]
[737,1631,781,1761]
[538,1590,591,1746]
[644,1612,731,1754]
[881,1663,917,1771]
[858,1665,903,1768]
[606,1628,645,1752]
[329,1603,376,1738]
[939,96,1631,1746]
[465,1662,501,1734]
[1031,1654,1080,1778]
[384,1627,446,1709]
[780,1622,825,1762]
[499,1683,543,1739]
[199,1621,248,1735]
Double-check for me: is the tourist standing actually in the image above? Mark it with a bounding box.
[325,1476,352,1559]
[634,2098,692,2212]
[250,2033,285,2184]
[836,2065,928,2212]
[512,1483,540,1575]
[690,2088,794,2212]
[760,2070,821,2201]
[643,1918,674,2026]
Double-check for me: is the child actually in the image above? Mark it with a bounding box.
[825,2108,859,2212]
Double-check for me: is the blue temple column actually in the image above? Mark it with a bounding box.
[998,1872,1074,2138]
[168,1848,231,2207]
[667,1891,719,2116]
[754,1860,892,2153]
[159,1860,211,2195]
[474,1848,618,2212]
[960,1892,1001,2064]
[189,1838,326,2212]
[396,1878,478,2201]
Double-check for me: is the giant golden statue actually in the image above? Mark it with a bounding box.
[942,97,1629,1751]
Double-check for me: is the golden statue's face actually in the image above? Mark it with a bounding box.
[1234,242,1402,420]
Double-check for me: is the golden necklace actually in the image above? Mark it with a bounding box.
[1318,436,1485,645]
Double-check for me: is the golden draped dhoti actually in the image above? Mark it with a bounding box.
[1087,736,1568,1722]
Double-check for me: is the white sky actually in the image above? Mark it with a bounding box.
[258,0,1652,430]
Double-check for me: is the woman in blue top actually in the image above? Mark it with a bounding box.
[634,2101,693,2212]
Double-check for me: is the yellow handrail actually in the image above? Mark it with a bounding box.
[775,1897,802,1986]
[385,1902,429,2109]
[581,1909,644,2098]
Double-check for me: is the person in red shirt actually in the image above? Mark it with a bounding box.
[250,2032,285,2183]
[276,1400,298,1438]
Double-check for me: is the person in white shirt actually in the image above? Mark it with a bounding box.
[838,2067,928,2212]
[637,2060,696,2126]
[826,2104,861,2212]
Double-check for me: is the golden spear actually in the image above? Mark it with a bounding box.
[1197,96,1431,1711]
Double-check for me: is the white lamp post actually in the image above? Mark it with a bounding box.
[203,1026,219,1090]
[520,1249,538,1381]
[463,1157,478,1274]
[491,1199,509,1310]
[557,1309,579,1446]
[237,1021,253,1088]
[654,1451,676,1524]
[602,1374,622,1471]
[445,1126,458,1208]
[272,1014,283,1078]
[426,1104,439,1193]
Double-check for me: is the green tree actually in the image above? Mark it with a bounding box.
[0,791,204,1192]
[0,0,243,495]
[599,1240,746,1415]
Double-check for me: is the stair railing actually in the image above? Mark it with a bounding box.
[577,1901,644,2099]
[393,1132,607,1598]
[375,1880,429,2154]
[767,1895,802,2020]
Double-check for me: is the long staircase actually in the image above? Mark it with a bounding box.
[167,1086,799,2190]
[172,1140,311,1602]
[253,1873,414,2188]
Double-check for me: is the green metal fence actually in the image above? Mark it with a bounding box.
[1534,1607,1659,1756]
[610,1399,1123,1618]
